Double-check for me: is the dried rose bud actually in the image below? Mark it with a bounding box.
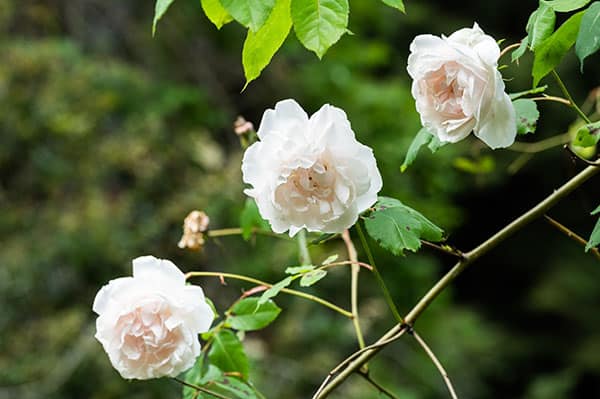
[234,116,255,136]
[178,210,210,251]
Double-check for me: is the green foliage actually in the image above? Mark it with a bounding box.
[380,0,405,12]
[285,265,316,274]
[574,120,600,147]
[183,356,260,399]
[243,0,292,87]
[542,0,591,11]
[291,0,349,58]
[153,0,176,35]
[258,276,293,304]
[512,37,529,62]
[200,0,233,29]
[532,11,584,86]
[453,156,495,174]
[509,85,548,99]
[586,205,600,252]
[513,99,540,134]
[575,1,600,71]
[240,198,270,240]
[228,298,281,331]
[220,0,275,32]
[364,197,444,256]
[527,2,556,50]
[400,128,444,172]
[299,269,327,286]
[208,329,250,380]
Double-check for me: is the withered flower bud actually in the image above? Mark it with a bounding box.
[178,210,210,251]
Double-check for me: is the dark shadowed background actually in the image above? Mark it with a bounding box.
[1,1,599,398]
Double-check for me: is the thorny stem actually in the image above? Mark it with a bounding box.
[341,230,367,353]
[552,70,592,124]
[530,95,572,106]
[544,215,600,261]
[357,371,400,399]
[297,229,313,265]
[185,271,353,318]
[314,165,600,398]
[173,377,231,399]
[356,222,404,324]
[499,42,522,59]
[420,240,465,259]
[412,331,459,399]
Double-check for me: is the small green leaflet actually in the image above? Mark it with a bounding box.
[228,298,281,331]
[532,11,584,87]
[300,269,327,286]
[242,0,292,88]
[182,356,224,399]
[575,1,600,72]
[542,0,591,12]
[213,377,261,399]
[453,156,495,174]
[527,2,556,51]
[291,0,349,59]
[208,329,250,380]
[364,197,444,256]
[513,99,540,135]
[586,204,600,252]
[512,37,529,62]
[285,265,316,274]
[258,276,293,304]
[321,254,338,265]
[311,232,338,245]
[509,85,548,100]
[380,0,405,13]
[240,198,270,240]
[220,0,276,32]
[401,127,445,172]
[201,0,233,29]
[574,121,600,147]
[152,0,176,36]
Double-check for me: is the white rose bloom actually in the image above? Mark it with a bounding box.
[93,256,213,380]
[242,99,383,237]
[407,23,516,149]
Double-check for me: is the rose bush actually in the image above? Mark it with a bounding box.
[407,23,516,149]
[241,99,383,236]
[93,256,214,379]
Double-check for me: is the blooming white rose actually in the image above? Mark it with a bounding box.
[242,99,382,236]
[407,23,516,149]
[93,256,213,380]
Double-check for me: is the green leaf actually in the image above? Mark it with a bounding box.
[512,37,529,62]
[220,0,276,32]
[542,0,591,12]
[240,198,270,240]
[182,356,224,399]
[152,0,176,36]
[242,0,292,87]
[574,121,600,147]
[380,0,405,12]
[200,0,233,29]
[509,85,548,100]
[228,298,281,331]
[453,156,495,174]
[585,205,600,252]
[291,0,349,58]
[526,3,556,50]
[299,269,327,286]
[285,265,316,274]
[532,11,584,86]
[400,128,445,172]
[576,1,600,72]
[364,197,444,256]
[213,377,260,399]
[321,254,338,265]
[258,276,293,304]
[208,329,250,380]
[513,99,540,135]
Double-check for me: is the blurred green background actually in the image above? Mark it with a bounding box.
[1,1,599,398]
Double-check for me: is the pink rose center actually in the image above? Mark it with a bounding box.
[421,62,468,119]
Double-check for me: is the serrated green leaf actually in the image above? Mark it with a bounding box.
[152,0,176,36]
[574,121,600,147]
[513,99,540,135]
[258,276,293,304]
[221,0,275,32]
[576,1,600,72]
[401,128,445,172]
[321,254,338,265]
[542,0,591,12]
[512,37,529,62]
[182,356,224,399]
[509,85,548,100]
[532,11,584,86]
[527,3,556,51]
[240,198,270,240]
[208,330,250,380]
[300,269,327,286]
[213,377,260,399]
[200,0,233,29]
[364,197,444,256]
[242,0,292,87]
[585,206,600,252]
[380,0,405,12]
[228,298,281,331]
[291,0,349,58]
[285,265,316,274]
